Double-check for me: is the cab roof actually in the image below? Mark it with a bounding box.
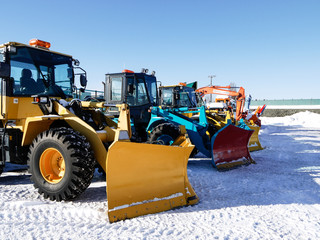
[0,41,73,58]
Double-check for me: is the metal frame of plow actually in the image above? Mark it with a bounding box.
[247,124,264,152]
[106,141,199,223]
[211,124,255,170]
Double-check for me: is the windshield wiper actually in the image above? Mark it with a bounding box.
[25,48,49,88]
[34,64,49,88]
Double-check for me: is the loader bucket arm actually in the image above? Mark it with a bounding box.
[235,87,245,121]
[51,101,198,222]
[148,106,212,158]
[52,101,108,171]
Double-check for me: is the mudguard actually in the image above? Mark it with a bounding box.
[106,140,198,223]
[211,124,254,170]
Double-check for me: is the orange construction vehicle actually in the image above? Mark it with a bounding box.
[196,85,264,151]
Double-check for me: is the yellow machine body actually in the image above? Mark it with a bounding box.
[246,122,264,152]
[107,139,198,222]
[0,41,199,222]
[15,100,199,222]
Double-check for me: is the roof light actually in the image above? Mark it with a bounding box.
[29,39,51,49]
[179,82,187,86]
[122,69,134,73]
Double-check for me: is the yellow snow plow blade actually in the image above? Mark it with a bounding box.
[106,140,198,223]
[247,124,264,152]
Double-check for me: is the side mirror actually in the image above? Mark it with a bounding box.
[0,62,10,78]
[80,74,87,87]
[127,84,134,94]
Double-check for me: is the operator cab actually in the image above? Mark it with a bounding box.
[0,39,87,166]
[105,69,158,107]
[0,40,87,99]
[105,69,158,141]
[159,85,199,108]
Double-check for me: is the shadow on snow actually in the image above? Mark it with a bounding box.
[1,124,319,219]
[162,124,320,216]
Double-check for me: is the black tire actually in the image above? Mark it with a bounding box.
[148,123,181,145]
[28,127,95,201]
[149,123,198,157]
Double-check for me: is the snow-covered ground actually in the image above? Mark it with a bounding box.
[250,105,320,109]
[1,111,320,239]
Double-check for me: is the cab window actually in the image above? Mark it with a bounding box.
[145,76,158,105]
[110,76,122,101]
[9,47,73,97]
[126,77,149,106]
[162,88,173,106]
[10,60,39,95]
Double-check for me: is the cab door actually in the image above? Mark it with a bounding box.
[125,74,152,141]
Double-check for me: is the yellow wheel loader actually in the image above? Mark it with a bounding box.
[0,40,198,222]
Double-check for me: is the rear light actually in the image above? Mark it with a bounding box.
[29,39,51,49]
[33,96,49,104]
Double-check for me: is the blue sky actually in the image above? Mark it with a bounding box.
[1,0,319,99]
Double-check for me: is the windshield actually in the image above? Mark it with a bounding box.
[195,92,205,107]
[126,76,149,106]
[9,46,73,97]
[177,88,198,107]
[145,75,158,106]
[110,76,122,101]
[162,88,173,106]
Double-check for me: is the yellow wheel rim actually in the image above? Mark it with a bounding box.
[39,148,65,184]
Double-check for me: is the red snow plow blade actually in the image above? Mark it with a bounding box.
[211,124,255,170]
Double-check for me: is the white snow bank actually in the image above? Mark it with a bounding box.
[251,105,320,109]
[261,111,320,128]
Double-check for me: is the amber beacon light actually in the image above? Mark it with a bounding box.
[29,39,51,49]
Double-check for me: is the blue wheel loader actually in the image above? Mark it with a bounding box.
[104,69,254,170]
[159,83,264,152]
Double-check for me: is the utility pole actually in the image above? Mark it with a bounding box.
[208,75,216,102]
